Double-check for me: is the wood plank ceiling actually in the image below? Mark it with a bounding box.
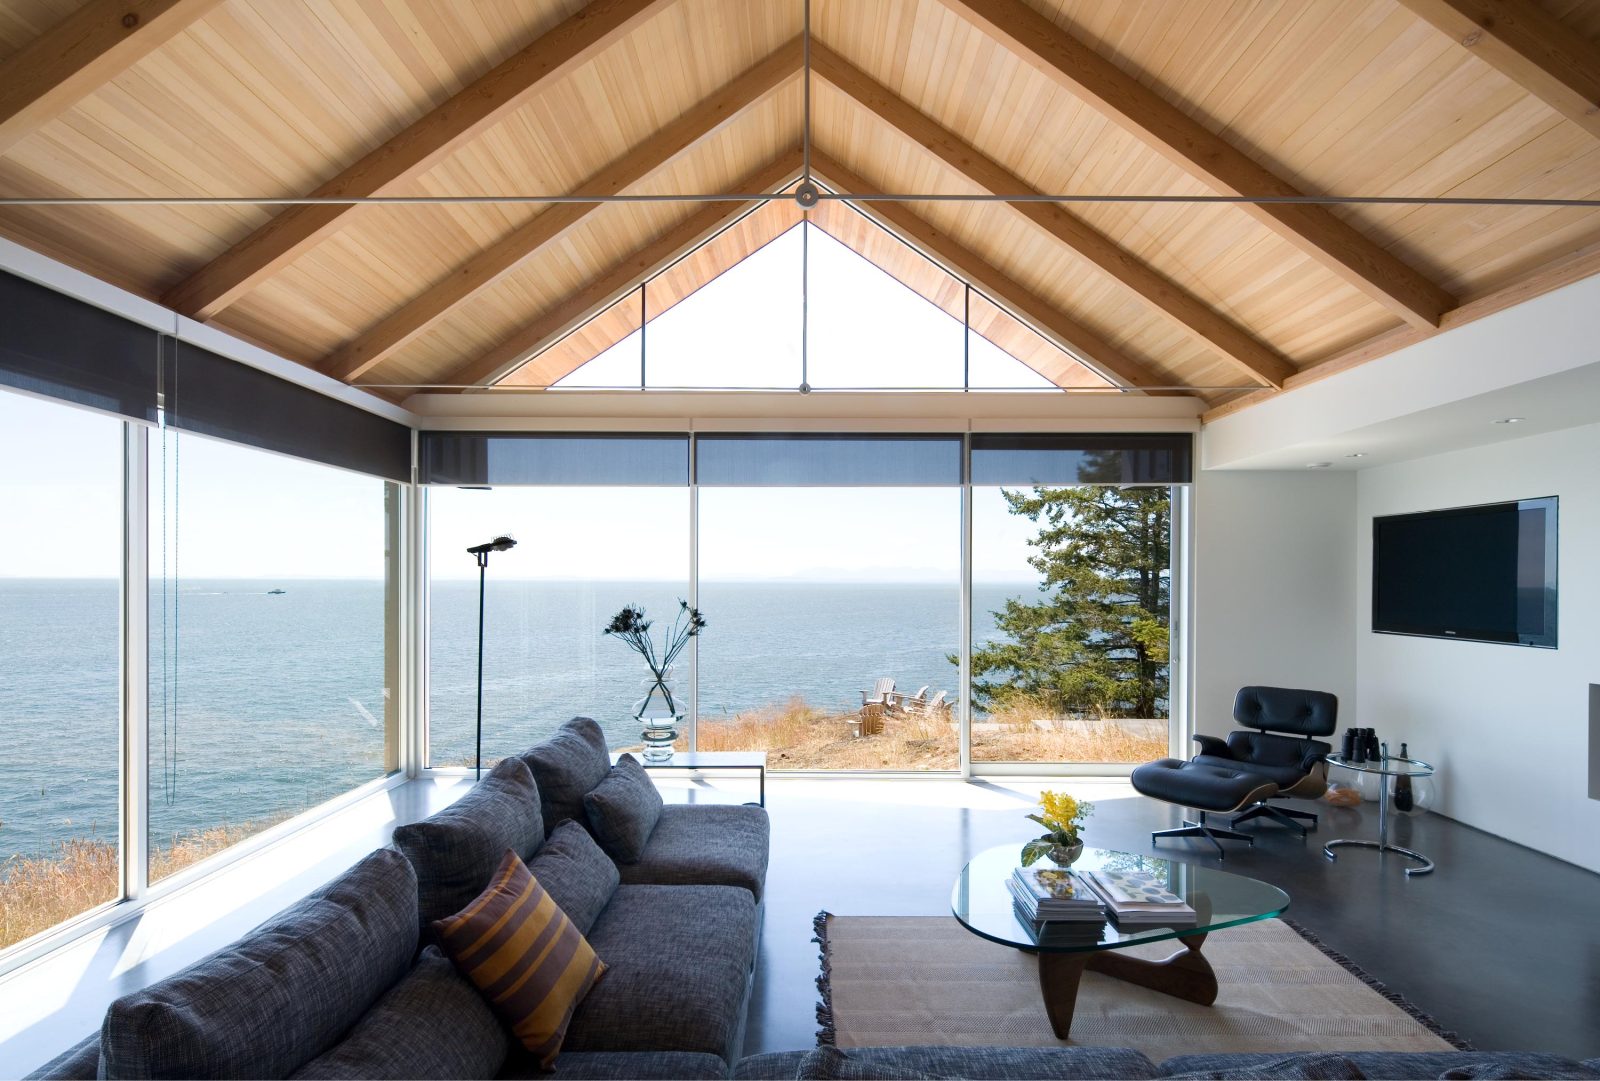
[0,0,1596,414]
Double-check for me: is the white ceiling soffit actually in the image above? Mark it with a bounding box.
[1201,274,1600,472]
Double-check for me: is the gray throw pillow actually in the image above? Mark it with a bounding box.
[100,848,418,1080]
[582,754,663,863]
[526,820,620,935]
[392,756,543,932]
[522,717,612,831]
[1165,1053,1366,1080]
[287,947,508,1080]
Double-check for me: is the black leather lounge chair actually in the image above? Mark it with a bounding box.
[1131,686,1339,857]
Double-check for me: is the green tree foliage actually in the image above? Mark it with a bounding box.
[971,484,1171,718]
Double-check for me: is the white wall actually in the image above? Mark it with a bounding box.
[1192,468,1357,734]
[1357,421,1600,872]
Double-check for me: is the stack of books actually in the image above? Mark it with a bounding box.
[1078,867,1198,928]
[1007,866,1107,945]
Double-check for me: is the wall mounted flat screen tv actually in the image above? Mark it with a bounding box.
[1372,497,1557,648]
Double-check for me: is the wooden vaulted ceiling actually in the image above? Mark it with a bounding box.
[0,0,1597,415]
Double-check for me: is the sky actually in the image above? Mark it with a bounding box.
[1,388,1045,582]
[554,222,1065,391]
[3,220,1071,581]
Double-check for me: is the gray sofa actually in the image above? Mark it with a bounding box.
[735,1047,1600,1080]
[26,718,769,1081]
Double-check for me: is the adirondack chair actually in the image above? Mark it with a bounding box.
[887,685,929,712]
[859,677,894,708]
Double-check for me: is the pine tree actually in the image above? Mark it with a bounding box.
[971,483,1171,718]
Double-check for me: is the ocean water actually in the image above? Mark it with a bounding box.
[2,578,1029,860]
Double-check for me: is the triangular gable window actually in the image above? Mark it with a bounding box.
[500,197,1110,393]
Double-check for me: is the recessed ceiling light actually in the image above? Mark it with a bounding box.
[1344,453,1366,458]
[1492,417,1525,424]
[1306,462,1333,469]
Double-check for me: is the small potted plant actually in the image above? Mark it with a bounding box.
[1022,790,1094,867]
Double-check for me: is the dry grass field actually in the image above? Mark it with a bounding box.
[0,821,274,951]
[686,696,1167,770]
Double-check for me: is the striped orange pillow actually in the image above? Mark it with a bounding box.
[433,849,606,1068]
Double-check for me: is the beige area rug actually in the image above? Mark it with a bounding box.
[814,915,1464,1062]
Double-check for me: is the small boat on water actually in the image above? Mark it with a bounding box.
[267,588,287,595]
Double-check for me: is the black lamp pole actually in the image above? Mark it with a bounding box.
[467,535,517,780]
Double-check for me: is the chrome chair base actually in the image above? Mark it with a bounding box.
[1232,801,1319,837]
[1152,811,1254,860]
[1322,837,1434,876]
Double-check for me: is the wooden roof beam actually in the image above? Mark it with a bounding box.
[429,152,803,390]
[1396,0,1600,139]
[321,40,801,383]
[810,153,1174,393]
[162,0,673,320]
[0,0,221,156]
[810,43,1294,388]
[933,0,1456,330]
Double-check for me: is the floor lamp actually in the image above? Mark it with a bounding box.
[468,535,517,780]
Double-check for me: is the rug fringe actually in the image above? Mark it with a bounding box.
[1281,917,1472,1051]
[813,910,837,1047]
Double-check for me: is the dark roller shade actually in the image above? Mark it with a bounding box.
[419,431,690,486]
[165,339,412,482]
[970,433,1192,486]
[694,433,962,486]
[0,270,161,422]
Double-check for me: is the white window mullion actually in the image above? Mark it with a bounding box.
[122,422,150,901]
[959,433,973,779]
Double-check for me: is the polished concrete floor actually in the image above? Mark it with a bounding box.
[723,776,1600,1062]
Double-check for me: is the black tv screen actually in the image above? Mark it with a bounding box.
[1372,497,1557,648]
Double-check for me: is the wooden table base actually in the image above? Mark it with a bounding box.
[1037,933,1219,1039]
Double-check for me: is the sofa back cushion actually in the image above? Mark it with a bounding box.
[392,756,544,932]
[99,848,418,1080]
[522,717,611,831]
[287,946,509,1081]
[583,754,663,864]
[527,820,620,935]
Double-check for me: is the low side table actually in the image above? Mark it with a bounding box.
[613,750,767,806]
[1323,753,1435,876]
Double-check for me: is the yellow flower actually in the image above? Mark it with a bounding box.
[1035,790,1093,839]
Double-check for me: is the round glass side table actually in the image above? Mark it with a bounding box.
[1323,752,1437,876]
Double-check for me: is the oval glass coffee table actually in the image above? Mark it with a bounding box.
[952,844,1288,1038]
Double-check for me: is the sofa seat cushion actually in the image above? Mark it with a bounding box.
[393,756,544,935]
[99,848,418,1080]
[523,718,612,832]
[564,883,758,1062]
[1157,1053,1600,1080]
[498,1051,730,1079]
[1192,754,1309,790]
[288,947,509,1080]
[734,1047,1161,1080]
[528,820,620,936]
[615,803,770,901]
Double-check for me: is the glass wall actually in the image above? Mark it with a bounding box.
[148,431,398,884]
[697,487,961,770]
[422,431,1188,774]
[426,486,690,765]
[970,483,1173,764]
[0,389,124,951]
